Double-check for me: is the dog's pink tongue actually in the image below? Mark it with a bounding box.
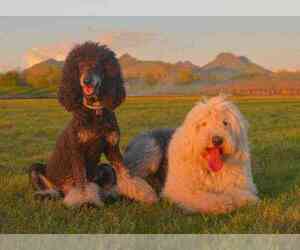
[83,85,94,95]
[206,148,223,172]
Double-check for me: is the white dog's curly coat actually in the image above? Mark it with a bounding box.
[124,95,259,214]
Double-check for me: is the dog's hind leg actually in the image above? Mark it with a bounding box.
[123,130,175,196]
[123,133,163,178]
[29,163,62,200]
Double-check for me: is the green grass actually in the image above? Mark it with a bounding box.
[1,96,300,233]
[0,85,56,98]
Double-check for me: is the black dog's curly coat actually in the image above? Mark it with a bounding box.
[30,42,157,206]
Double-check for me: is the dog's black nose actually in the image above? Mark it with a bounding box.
[83,77,92,85]
[212,135,223,146]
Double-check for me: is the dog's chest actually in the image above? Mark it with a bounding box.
[78,129,100,144]
[78,128,119,146]
[197,164,247,192]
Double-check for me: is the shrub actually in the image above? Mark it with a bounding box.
[0,71,22,87]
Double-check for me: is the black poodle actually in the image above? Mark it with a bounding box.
[29,41,157,206]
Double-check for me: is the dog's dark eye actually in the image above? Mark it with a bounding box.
[201,122,207,127]
[223,120,228,126]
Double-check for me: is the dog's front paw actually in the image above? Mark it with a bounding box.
[212,194,235,214]
[198,193,234,214]
[245,193,259,205]
[229,189,260,208]
[34,189,61,201]
[117,174,158,204]
[63,183,104,208]
[221,198,235,213]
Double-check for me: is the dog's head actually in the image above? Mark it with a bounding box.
[58,41,126,114]
[182,95,249,172]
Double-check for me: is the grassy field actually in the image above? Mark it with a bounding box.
[1,96,300,233]
[0,85,57,99]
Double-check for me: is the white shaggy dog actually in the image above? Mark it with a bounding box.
[123,95,259,214]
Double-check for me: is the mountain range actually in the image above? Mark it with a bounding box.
[24,52,272,82]
[6,52,300,96]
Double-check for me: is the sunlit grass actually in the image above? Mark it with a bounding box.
[1,96,300,233]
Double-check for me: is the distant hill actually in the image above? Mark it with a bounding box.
[198,53,271,81]
[195,53,300,96]
[200,73,300,96]
[118,53,138,67]
[23,59,63,88]
[119,54,199,84]
[21,52,272,87]
[22,54,199,87]
[2,52,300,97]
[24,59,64,71]
[24,59,64,72]
[175,60,201,72]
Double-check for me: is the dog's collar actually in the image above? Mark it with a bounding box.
[83,102,102,110]
[83,98,103,115]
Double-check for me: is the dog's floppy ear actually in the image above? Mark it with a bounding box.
[58,45,82,112]
[102,54,126,110]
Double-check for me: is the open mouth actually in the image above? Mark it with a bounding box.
[204,147,224,172]
[83,85,95,96]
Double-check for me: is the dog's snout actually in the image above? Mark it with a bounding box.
[212,135,223,146]
[83,76,92,85]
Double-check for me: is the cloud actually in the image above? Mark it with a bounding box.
[24,31,158,67]
[0,63,13,73]
[97,31,158,54]
[24,42,74,67]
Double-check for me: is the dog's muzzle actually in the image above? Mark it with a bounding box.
[212,135,223,147]
[84,83,102,100]
[81,71,102,96]
[202,135,225,172]
[81,73,104,113]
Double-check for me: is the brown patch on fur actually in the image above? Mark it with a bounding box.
[106,131,119,146]
[78,129,97,143]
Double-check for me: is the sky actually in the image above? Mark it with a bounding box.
[1,0,300,16]
[1,17,300,72]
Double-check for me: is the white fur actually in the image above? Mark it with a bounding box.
[116,168,158,204]
[63,182,104,207]
[162,95,259,214]
[34,189,61,198]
